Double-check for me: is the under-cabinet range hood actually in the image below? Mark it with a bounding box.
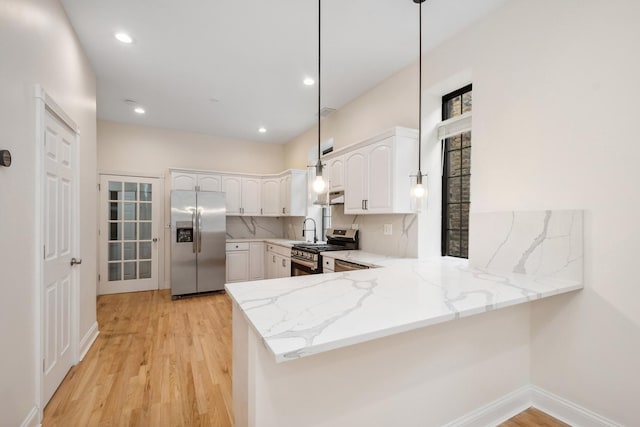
[314,191,344,206]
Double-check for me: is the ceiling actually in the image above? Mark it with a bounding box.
[61,0,508,144]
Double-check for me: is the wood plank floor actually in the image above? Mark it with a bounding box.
[500,407,570,426]
[43,289,569,427]
[43,290,233,426]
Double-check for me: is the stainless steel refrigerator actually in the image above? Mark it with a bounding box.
[171,190,226,298]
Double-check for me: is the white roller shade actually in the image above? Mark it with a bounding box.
[437,112,472,140]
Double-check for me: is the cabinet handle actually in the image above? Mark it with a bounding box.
[282,207,285,214]
[365,200,368,210]
[282,259,286,267]
[273,255,276,263]
[361,200,365,210]
[261,208,263,215]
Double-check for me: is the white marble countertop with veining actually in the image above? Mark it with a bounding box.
[225,256,583,363]
[226,238,306,247]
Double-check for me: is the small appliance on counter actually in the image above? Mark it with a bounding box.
[170,190,226,298]
[291,228,359,275]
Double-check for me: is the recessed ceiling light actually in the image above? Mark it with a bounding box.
[115,32,133,44]
[258,127,267,133]
[134,107,145,114]
[303,77,315,86]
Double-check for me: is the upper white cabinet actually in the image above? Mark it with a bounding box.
[198,174,222,191]
[221,175,261,216]
[171,169,306,217]
[326,155,345,192]
[222,175,243,215]
[279,170,307,216]
[172,172,221,192]
[242,177,261,216]
[261,177,281,216]
[342,128,417,215]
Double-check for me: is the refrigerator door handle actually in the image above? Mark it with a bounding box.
[197,208,203,253]
[191,209,197,253]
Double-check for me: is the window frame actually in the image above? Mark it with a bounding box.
[441,84,472,258]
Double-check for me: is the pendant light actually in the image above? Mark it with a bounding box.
[312,0,326,194]
[412,0,427,200]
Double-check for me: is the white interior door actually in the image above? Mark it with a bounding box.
[99,175,161,294]
[42,108,77,405]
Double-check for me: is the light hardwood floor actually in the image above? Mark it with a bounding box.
[43,290,233,426]
[43,289,568,426]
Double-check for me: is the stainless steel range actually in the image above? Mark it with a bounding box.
[291,228,359,275]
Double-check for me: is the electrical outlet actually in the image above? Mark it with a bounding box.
[384,224,393,235]
[351,224,359,230]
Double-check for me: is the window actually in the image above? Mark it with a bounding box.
[442,84,472,258]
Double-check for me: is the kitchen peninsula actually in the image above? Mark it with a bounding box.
[226,210,584,426]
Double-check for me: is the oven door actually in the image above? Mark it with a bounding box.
[291,257,321,276]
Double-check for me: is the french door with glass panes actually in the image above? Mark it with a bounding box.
[99,175,161,294]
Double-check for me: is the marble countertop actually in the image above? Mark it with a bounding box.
[225,256,582,363]
[226,238,306,248]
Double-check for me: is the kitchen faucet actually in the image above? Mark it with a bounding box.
[302,218,318,243]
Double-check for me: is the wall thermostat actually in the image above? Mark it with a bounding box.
[0,150,11,167]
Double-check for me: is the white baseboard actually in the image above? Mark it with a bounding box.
[20,406,40,427]
[78,321,99,361]
[443,386,532,427]
[530,386,621,427]
[444,385,620,427]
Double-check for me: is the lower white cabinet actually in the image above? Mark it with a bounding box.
[265,243,291,279]
[249,242,265,280]
[227,241,265,283]
[226,242,250,283]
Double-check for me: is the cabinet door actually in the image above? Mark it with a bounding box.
[344,149,368,214]
[261,178,280,216]
[222,175,242,215]
[288,171,307,217]
[226,251,249,283]
[266,249,277,279]
[279,175,291,215]
[197,174,222,192]
[242,177,262,216]
[275,254,291,278]
[367,140,394,212]
[249,242,265,280]
[172,172,197,190]
[328,156,345,192]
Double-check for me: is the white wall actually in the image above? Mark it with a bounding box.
[455,1,638,424]
[0,1,97,425]
[283,0,640,423]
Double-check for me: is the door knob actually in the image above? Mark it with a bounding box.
[70,257,82,266]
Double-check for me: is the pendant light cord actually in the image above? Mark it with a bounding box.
[317,0,322,167]
[417,0,422,177]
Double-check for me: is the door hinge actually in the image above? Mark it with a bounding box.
[98,183,101,191]
[43,245,46,259]
[43,359,45,373]
[98,273,101,282]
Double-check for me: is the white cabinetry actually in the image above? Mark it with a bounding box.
[326,155,345,192]
[226,242,249,283]
[171,169,306,217]
[249,242,265,280]
[227,241,265,283]
[171,172,221,191]
[222,176,261,216]
[265,243,291,279]
[279,170,307,216]
[261,178,281,216]
[343,128,417,214]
